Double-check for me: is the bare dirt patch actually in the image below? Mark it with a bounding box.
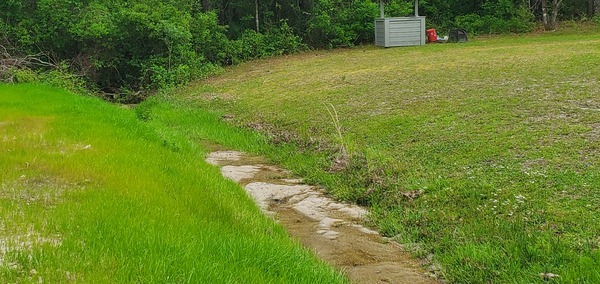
[0,175,87,207]
[207,151,438,284]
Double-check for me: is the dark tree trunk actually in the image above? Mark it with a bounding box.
[542,0,562,30]
[541,0,549,29]
[588,0,595,18]
[550,0,562,30]
[201,0,211,12]
[255,0,260,32]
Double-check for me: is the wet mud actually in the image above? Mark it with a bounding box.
[207,151,437,284]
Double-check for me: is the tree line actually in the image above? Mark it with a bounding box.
[1,0,598,96]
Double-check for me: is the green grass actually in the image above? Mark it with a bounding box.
[156,31,600,283]
[0,84,348,283]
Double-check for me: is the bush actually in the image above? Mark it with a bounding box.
[265,22,307,56]
[454,3,533,35]
[12,68,39,83]
[455,14,486,35]
[383,0,414,17]
[38,63,92,96]
[0,67,38,84]
[232,22,307,62]
[306,0,379,48]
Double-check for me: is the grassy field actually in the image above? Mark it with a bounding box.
[154,30,600,282]
[0,84,348,283]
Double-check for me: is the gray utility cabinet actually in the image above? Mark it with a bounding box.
[374,17,426,47]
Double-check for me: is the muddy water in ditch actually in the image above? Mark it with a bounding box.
[207,151,437,284]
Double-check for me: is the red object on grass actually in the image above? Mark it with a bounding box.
[426,29,437,43]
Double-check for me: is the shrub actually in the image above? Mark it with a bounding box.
[306,0,379,48]
[455,14,486,35]
[38,63,92,95]
[265,22,307,56]
[454,3,533,35]
[12,68,39,83]
[231,22,307,62]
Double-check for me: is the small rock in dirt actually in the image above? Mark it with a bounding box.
[355,225,379,235]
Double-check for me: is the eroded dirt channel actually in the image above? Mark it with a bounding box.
[207,151,437,284]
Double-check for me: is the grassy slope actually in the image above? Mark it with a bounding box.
[166,31,600,282]
[0,84,348,283]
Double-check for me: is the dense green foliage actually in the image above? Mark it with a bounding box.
[0,0,305,94]
[1,0,598,92]
[0,83,348,283]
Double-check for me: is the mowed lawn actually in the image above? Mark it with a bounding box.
[0,84,348,283]
[173,31,600,282]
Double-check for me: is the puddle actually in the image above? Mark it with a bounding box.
[207,151,437,284]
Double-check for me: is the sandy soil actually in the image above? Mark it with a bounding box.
[207,151,438,284]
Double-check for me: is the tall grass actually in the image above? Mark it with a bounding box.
[0,84,348,283]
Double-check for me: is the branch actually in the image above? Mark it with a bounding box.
[1,45,59,83]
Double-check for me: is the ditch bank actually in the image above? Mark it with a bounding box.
[207,150,438,284]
